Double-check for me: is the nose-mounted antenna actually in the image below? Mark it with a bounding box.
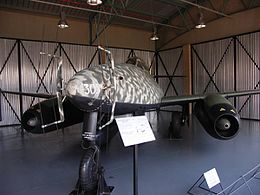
[97,46,117,130]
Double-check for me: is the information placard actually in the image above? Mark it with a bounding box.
[115,116,155,147]
[203,168,221,189]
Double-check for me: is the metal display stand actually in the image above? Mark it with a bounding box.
[133,144,139,195]
[217,164,260,195]
[115,115,156,195]
[70,166,114,195]
[188,174,224,195]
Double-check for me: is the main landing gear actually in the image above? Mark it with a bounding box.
[70,112,114,195]
[168,107,188,139]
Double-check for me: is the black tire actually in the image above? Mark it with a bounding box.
[79,146,99,192]
[168,111,182,139]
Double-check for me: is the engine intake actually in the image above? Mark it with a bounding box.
[21,97,83,134]
[194,94,240,140]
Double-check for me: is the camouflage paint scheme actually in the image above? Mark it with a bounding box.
[65,63,163,112]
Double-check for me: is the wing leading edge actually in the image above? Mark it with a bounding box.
[0,90,55,99]
[161,89,260,140]
[160,89,260,107]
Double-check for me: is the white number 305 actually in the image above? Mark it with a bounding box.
[83,84,99,95]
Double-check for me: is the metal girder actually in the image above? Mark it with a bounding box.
[88,48,99,68]
[236,38,260,71]
[0,41,18,75]
[240,0,248,9]
[29,44,60,107]
[20,41,49,94]
[203,38,234,93]
[0,40,21,124]
[91,0,154,44]
[177,6,191,31]
[155,0,210,31]
[186,8,196,26]
[235,37,260,114]
[238,80,260,114]
[192,45,220,93]
[29,0,183,29]
[91,0,121,44]
[208,0,220,18]
[221,0,230,14]
[163,50,183,96]
[178,0,231,17]
[1,92,21,123]
[149,53,156,72]
[248,0,256,8]
[157,53,179,96]
[109,1,171,21]
[60,45,77,73]
[88,0,109,44]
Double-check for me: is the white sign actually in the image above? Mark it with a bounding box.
[203,168,221,189]
[115,116,156,147]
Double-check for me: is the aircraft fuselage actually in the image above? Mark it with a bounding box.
[65,63,163,114]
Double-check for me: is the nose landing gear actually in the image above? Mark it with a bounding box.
[70,145,114,195]
[70,112,114,195]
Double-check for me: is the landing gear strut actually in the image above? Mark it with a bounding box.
[71,112,114,195]
[168,111,183,139]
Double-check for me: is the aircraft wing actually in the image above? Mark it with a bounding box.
[0,90,55,99]
[161,89,260,106]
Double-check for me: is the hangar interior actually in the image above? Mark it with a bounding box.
[0,0,260,195]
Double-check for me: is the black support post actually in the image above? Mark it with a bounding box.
[89,16,93,45]
[17,40,24,135]
[233,36,237,108]
[133,144,138,195]
[155,51,159,83]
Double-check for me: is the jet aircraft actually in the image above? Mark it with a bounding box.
[1,46,260,194]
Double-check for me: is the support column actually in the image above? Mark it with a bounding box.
[183,44,192,114]
[89,16,93,45]
[17,40,24,134]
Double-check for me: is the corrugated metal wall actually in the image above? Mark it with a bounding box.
[1,31,259,127]
[192,38,235,94]
[0,38,154,126]
[236,32,260,119]
[157,47,184,97]
[0,39,20,126]
[192,32,260,120]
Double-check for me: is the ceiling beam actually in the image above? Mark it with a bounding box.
[178,0,231,18]
[29,0,183,29]
[177,6,191,31]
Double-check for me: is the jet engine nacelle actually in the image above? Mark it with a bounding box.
[194,94,240,140]
[21,97,84,134]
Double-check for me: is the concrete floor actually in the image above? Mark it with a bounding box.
[1,113,260,195]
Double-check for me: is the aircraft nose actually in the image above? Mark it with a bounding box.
[65,69,102,99]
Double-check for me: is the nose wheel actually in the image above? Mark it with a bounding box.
[79,145,99,192]
[71,145,114,195]
[70,112,114,194]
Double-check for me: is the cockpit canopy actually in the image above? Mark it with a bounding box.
[126,56,149,71]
